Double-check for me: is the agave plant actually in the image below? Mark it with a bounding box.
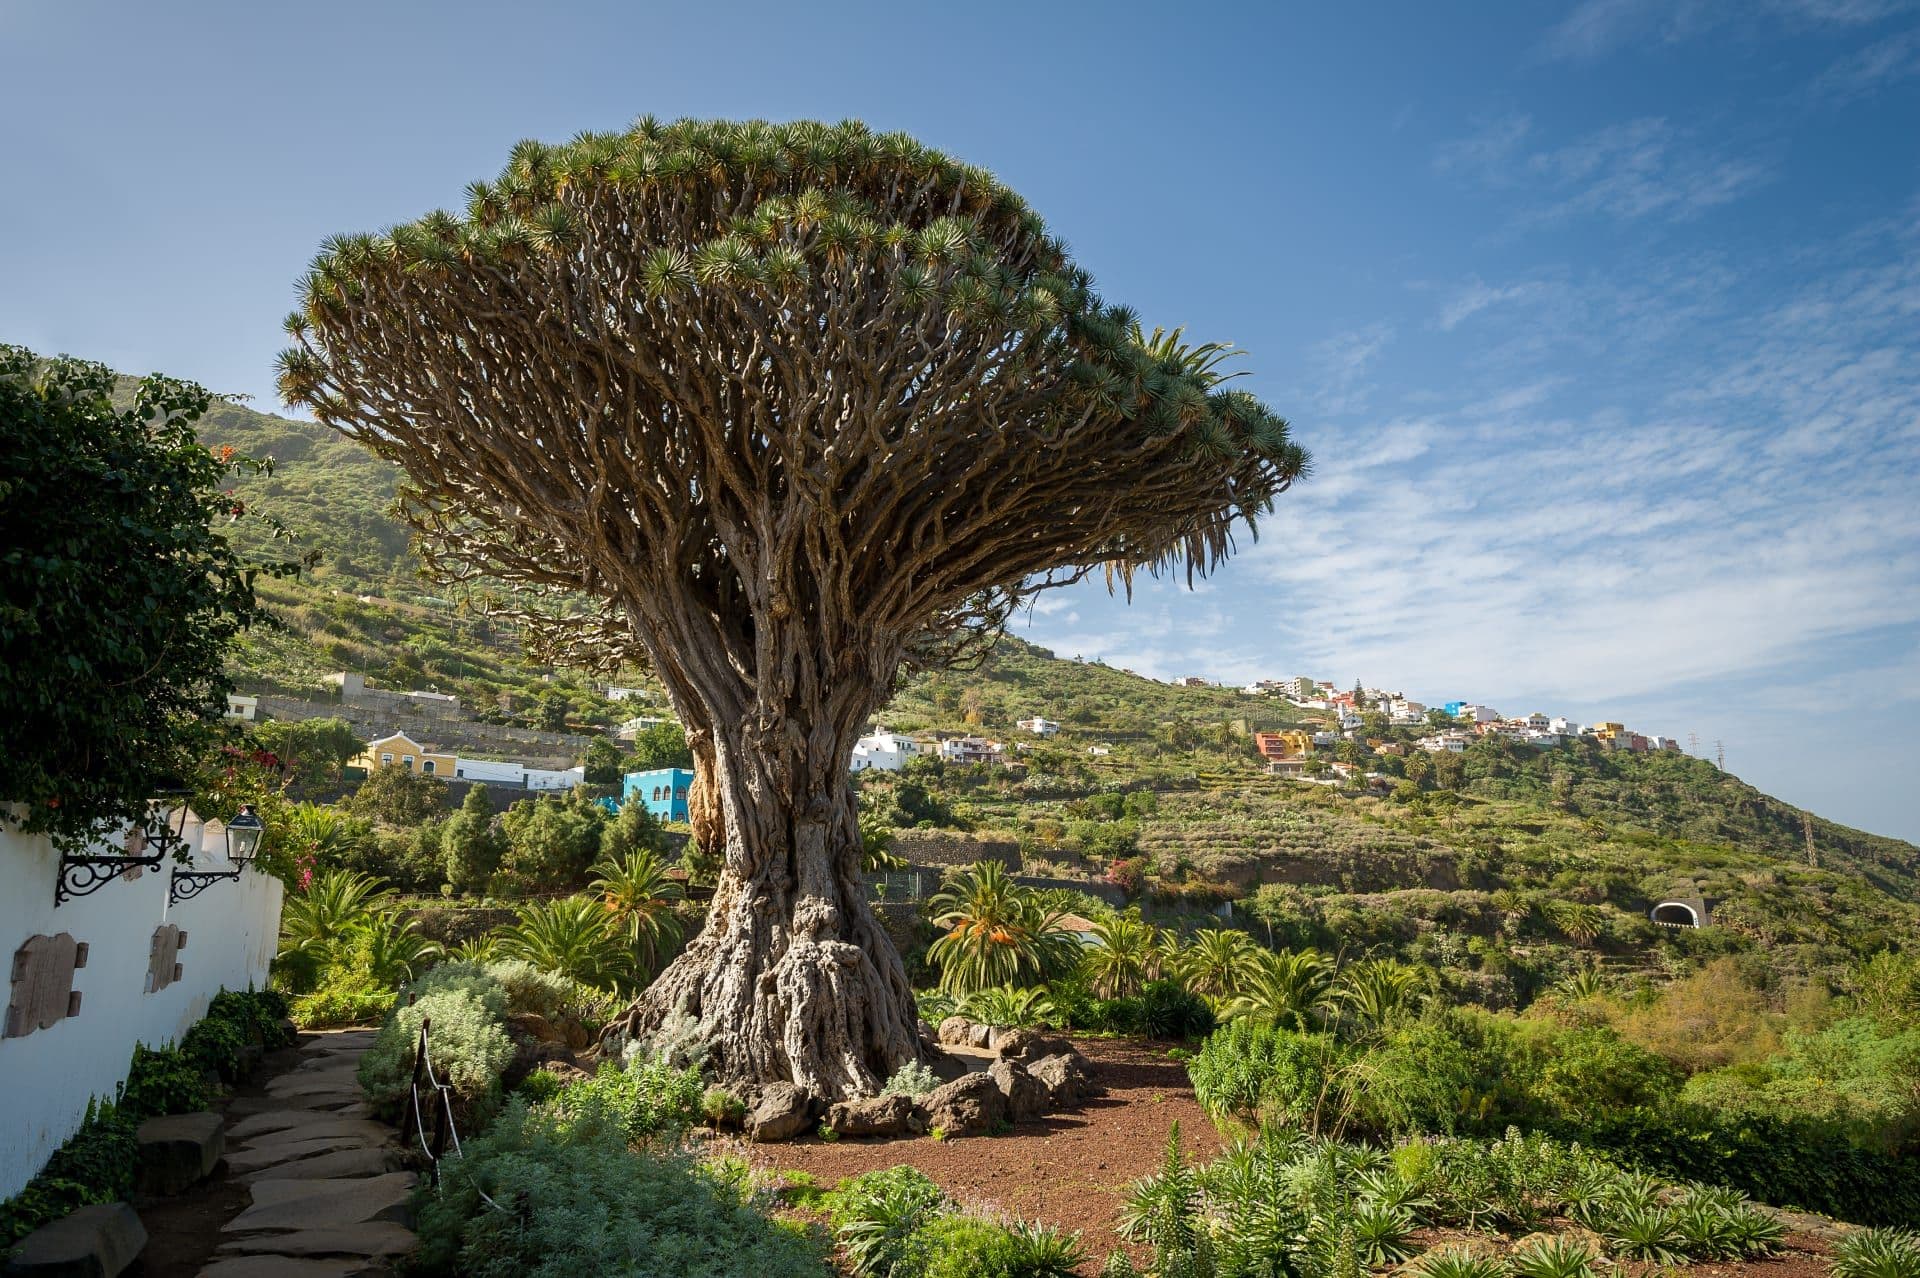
[1671,1199,1743,1260]
[1508,1235,1597,1278]
[1181,927,1257,998]
[1354,1165,1434,1218]
[1417,1250,1511,1278]
[1608,1205,1683,1264]
[926,861,1080,994]
[496,893,631,991]
[1831,1228,1920,1278]
[1345,1198,1416,1267]
[1551,968,1608,1003]
[1225,948,1336,1030]
[446,934,501,964]
[589,846,684,978]
[1004,1220,1087,1277]
[1721,1204,1787,1258]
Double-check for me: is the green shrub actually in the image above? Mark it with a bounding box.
[120,1044,210,1118]
[1188,1019,1352,1129]
[358,987,515,1126]
[1139,980,1215,1040]
[1607,1205,1682,1263]
[512,1069,565,1105]
[291,979,395,1029]
[882,1062,941,1099]
[1416,1250,1511,1278]
[181,1015,247,1081]
[829,1166,949,1277]
[0,1100,136,1245]
[1831,1228,1920,1278]
[483,959,575,1020]
[700,1085,746,1127]
[550,1057,702,1143]
[1508,1235,1596,1278]
[410,1101,830,1278]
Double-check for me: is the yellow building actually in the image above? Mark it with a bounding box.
[1591,721,1626,741]
[349,731,456,777]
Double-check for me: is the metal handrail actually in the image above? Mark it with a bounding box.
[404,1014,508,1214]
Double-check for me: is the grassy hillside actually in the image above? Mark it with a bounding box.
[203,401,1919,986]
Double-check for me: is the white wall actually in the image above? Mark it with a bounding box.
[0,817,283,1197]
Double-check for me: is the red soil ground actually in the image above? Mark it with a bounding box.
[746,1035,1840,1278]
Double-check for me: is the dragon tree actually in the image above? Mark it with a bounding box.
[279,117,1307,1099]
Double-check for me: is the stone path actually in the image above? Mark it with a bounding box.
[198,1028,418,1277]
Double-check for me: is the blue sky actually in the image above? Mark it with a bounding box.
[3,1,1917,839]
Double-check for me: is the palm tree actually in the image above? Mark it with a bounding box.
[590,847,685,980]
[278,869,393,962]
[1225,948,1335,1030]
[359,910,444,986]
[498,894,630,991]
[1084,913,1155,997]
[1334,959,1424,1031]
[1181,928,1257,999]
[926,861,1080,995]
[1545,900,1607,947]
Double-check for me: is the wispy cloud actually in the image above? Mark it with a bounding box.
[1435,116,1771,228]
[1309,324,1393,416]
[1537,0,1910,61]
[1438,278,1546,330]
[1810,26,1920,101]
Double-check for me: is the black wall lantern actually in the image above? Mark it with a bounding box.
[54,790,188,907]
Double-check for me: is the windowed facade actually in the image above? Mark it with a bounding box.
[621,767,696,822]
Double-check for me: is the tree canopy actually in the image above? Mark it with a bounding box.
[277,117,1306,1096]
[0,346,292,844]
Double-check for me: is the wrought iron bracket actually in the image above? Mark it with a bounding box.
[168,867,241,905]
[55,851,167,907]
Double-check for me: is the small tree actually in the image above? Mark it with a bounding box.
[582,736,627,786]
[442,784,505,894]
[349,765,449,827]
[497,791,605,894]
[0,347,292,845]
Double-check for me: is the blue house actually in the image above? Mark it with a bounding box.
[623,767,694,822]
[1442,701,1467,719]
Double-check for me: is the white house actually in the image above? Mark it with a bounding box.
[224,693,258,721]
[604,685,647,702]
[1521,711,1551,731]
[1087,744,1113,757]
[1521,730,1564,748]
[851,729,922,773]
[1016,716,1061,737]
[1311,730,1337,748]
[1418,732,1471,753]
[451,758,584,791]
[1459,704,1501,724]
[1335,709,1364,731]
[1550,716,1580,736]
[939,736,1003,765]
[614,715,675,741]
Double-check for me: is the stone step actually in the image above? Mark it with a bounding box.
[196,1258,375,1278]
[217,1223,416,1261]
[2,1202,146,1277]
[227,1135,390,1173]
[224,1173,416,1233]
[136,1111,225,1195]
[229,1114,391,1146]
[235,1148,400,1183]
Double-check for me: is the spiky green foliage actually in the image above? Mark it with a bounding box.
[1832,1229,1920,1278]
[589,847,684,979]
[497,894,631,991]
[1225,949,1337,1030]
[927,861,1080,994]
[1084,912,1157,997]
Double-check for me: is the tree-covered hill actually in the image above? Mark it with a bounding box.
[201,399,1919,972]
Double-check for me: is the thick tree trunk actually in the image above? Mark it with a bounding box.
[606,720,920,1099]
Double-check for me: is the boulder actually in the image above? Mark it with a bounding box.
[922,1072,1007,1137]
[2,1202,145,1277]
[987,1059,1050,1121]
[966,1021,993,1050]
[1029,1052,1103,1106]
[135,1111,224,1194]
[935,1016,974,1046]
[927,1051,971,1083]
[505,1011,559,1043]
[825,1093,928,1139]
[991,1029,1071,1062]
[747,1082,820,1142]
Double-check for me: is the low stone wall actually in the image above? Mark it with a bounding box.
[253,694,589,769]
[888,831,1019,871]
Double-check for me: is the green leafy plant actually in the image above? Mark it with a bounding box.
[1417,1251,1512,1278]
[829,1166,949,1277]
[1508,1235,1597,1278]
[1118,1125,1202,1254]
[927,862,1081,994]
[1831,1229,1920,1278]
[496,893,630,991]
[701,1086,746,1127]
[1608,1205,1683,1263]
[882,1061,941,1099]
[1347,1198,1416,1266]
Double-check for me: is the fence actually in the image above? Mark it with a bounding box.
[403,1014,515,1221]
[0,811,283,1197]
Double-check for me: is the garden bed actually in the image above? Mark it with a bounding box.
[750,1037,1221,1267]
